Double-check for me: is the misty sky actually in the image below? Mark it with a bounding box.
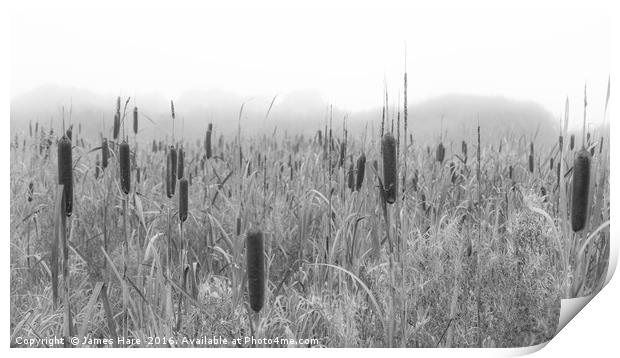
[10,1,610,127]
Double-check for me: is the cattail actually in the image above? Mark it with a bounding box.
[57,135,73,216]
[177,147,185,179]
[559,135,564,151]
[136,167,141,184]
[550,158,554,171]
[339,141,346,167]
[66,126,72,141]
[245,230,265,313]
[101,138,109,169]
[599,137,604,154]
[119,141,131,194]
[556,162,561,187]
[179,178,188,222]
[381,134,397,204]
[113,112,120,140]
[509,165,513,180]
[461,140,468,158]
[167,146,177,197]
[206,123,213,159]
[95,154,100,179]
[317,130,322,145]
[569,134,575,150]
[347,163,355,191]
[571,149,591,231]
[133,106,138,135]
[436,142,445,163]
[170,100,176,119]
[27,182,34,202]
[355,153,366,191]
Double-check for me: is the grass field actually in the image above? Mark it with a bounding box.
[9,94,610,348]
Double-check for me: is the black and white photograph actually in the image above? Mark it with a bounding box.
[7,0,613,351]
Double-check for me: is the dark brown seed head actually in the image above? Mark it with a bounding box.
[381,133,397,204]
[339,141,346,167]
[177,147,185,179]
[133,107,138,135]
[166,147,177,198]
[113,112,120,140]
[528,154,534,173]
[205,125,213,159]
[436,142,445,163]
[347,163,355,191]
[245,230,265,313]
[179,178,188,222]
[101,138,109,169]
[355,152,366,191]
[95,154,100,179]
[509,165,513,180]
[569,134,575,150]
[57,135,73,216]
[559,135,563,150]
[461,140,467,158]
[550,158,554,171]
[571,149,591,232]
[119,141,131,194]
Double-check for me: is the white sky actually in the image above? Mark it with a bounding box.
[10,0,610,125]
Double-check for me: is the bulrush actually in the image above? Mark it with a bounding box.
[571,149,591,231]
[569,134,575,150]
[347,163,355,191]
[381,133,397,204]
[101,138,109,169]
[166,147,177,198]
[57,135,73,216]
[179,178,188,222]
[436,142,445,163]
[133,107,138,135]
[113,112,120,140]
[177,146,185,179]
[119,141,131,194]
[206,123,213,159]
[246,230,265,313]
[355,152,366,191]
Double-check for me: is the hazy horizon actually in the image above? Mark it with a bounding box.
[11,1,610,129]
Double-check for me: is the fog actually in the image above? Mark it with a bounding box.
[10,1,610,141]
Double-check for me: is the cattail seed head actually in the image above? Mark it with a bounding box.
[101,138,109,169]
[559,135,564,150]
[177,147,185,179]
[461,140,468,158]
[113,112,120,140]
[206,124,213,159]
[136,167,141,184]
[381,134,398,204]
[509,165,513,180]
[571,149,591,231]
[133,106,138,135]
[339,141,346,167]
[57,135,73,216]
[347,163,355,191]
[245,230,265,313]
[179,178,188,222]
[550,158,554,171]
[436,142,445,163]
[119,141,131,194]
[569,134,575,150]
[355,153,366,191]
[528,154,534,173]
[166,147,177,198]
